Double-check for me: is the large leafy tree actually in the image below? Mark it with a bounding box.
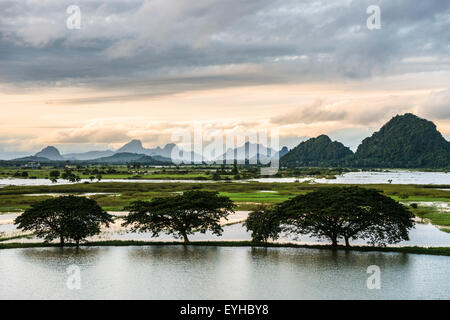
[244,205,281,243]
[278,187,414,247]
[14,196,113,246]
[122,190,235,243]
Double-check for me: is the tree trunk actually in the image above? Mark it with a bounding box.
[60,235,65,247]
[181,231,189,244]
[344,236,351,248]
[331,235,338,248]
[76,240,80,248]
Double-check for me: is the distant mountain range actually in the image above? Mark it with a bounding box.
[9,139,287,165]
[280,113,450,169]
[35,146,64,161]
[86,152,171,164]
[353,113,450,168]
[216,142,288,164]
[7,113,450,168]
[63,150,115,161]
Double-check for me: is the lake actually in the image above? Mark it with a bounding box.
[98,221,450,247]
[1,170,450,187]
[0,246,449,299]
[252,170,450,184]
[3,214,450,247]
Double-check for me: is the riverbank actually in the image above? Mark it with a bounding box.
[1,240,450,256]
[1,181,449,213]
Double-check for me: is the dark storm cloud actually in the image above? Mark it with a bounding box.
[0,0,448,91]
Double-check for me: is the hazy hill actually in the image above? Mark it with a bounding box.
[116,140,147,154]
[88,152,147,163]
[11,156,51,162]
[35,146,64,161]
[87,152,172,164]
[63,150,115,161]
[215,142,284,164]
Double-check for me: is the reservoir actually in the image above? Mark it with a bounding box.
[1,245,449,299]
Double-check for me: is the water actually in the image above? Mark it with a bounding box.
[101,222,450,247]
[3,214,450,247]
[0,178,217,187]
[0,246,449,299]
[252,170,450,184]
[1,171,450,187]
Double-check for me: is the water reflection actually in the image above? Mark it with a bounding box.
[2,170,450,187]
[1,245,448,300]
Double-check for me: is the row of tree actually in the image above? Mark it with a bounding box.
[15,187,415,247]
[245,187,414,247]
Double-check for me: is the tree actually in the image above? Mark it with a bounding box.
[14,196,113,246]
[49,170,60,183]
[244,205,281,243]
[278,187,414,247]
[410,203,426,223]
[61,169,80,182]
[122,191,235,243]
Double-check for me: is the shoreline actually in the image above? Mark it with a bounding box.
[1,240,450,257]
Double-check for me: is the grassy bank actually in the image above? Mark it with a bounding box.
[0,234,33,242]
[410,205,450,226]
[1,240,450,257]
[0,181,449,213]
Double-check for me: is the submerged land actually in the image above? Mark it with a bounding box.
[1,165,450,253]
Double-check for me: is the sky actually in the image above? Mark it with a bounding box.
[0,0,449,159]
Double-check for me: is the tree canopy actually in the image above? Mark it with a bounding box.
[14,195,113,246]
[277,187,414,247]
[244,205,282,243]
[122,190,235,243]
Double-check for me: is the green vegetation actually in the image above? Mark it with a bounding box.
[408,205,450,226]
[123,191,235,243]
[244,205,281,243]
[0,164,359,183]
[0,234,34,242]
[1,240,450,257]
[354,114,450,168]
[272,187,414,247]
[15,196,113,246]
[0,181,449,214]
[280,114,450,169]
[0,165,220,181]
[281,135,354,167]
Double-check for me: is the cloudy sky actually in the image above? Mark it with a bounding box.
[0,0,449,158]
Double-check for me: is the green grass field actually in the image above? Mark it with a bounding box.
[0,181,449,215]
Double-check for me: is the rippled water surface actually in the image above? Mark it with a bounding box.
[0,246,449,299]
[1,170,450,186]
